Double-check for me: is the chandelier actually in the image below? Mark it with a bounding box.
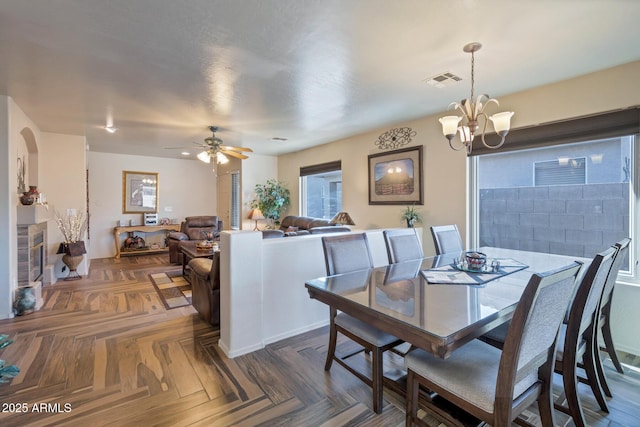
[438,42,514,155]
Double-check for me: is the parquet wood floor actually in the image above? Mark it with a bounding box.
[0,255,638,426]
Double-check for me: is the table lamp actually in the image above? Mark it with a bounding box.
[329,211,355,227]
[249,208,265,231]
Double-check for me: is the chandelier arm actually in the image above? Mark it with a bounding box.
[448,137,466,152]
[479,113,507,150]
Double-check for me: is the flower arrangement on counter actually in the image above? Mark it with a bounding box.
[55,209,87,243]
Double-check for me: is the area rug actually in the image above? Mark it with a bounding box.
[149,270,192,309]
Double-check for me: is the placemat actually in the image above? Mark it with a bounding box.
[421,258,528,286]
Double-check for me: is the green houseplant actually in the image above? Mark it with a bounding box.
[401,205,423,228]
[251,179,291,228]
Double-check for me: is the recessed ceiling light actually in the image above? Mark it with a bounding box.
[104,126,118,133]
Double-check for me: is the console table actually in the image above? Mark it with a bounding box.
[113,224,180,258]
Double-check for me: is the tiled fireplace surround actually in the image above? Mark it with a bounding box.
[16,220,47,311]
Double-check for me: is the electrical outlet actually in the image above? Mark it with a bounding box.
[164,206,173,212]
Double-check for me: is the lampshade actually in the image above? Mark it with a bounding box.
[329,211,355,226]
[248,208,265,220]
[197,150,211,163]
[216,152,229,164]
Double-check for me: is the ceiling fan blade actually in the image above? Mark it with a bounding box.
[221,150,249,160]
[221,145,253,152]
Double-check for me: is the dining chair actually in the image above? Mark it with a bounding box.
[430,224,463,255]
[594,237,631,396]
[405,261,582,427]
[554,246,616,426]
[383,228,424,263]
[321,233,404,414]
[480,246,617,427]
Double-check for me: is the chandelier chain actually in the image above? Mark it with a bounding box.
[470,50,475,103]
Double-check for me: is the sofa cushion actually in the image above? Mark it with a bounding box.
[309,219,332,228]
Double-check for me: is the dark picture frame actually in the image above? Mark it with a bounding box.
[368,146,423,205]
[122,171,158,213]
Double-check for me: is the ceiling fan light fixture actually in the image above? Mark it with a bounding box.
[216,152,229,164]
[197,150,211,163]
[104,126,117,134]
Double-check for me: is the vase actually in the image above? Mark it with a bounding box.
[14,286,36,316]
[20,191,35,205]
[28,185,39,198]
[406,218,415,228]
[62,254,84,281]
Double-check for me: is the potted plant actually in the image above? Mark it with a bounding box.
[251,179,291,228]
[401,205,423,228]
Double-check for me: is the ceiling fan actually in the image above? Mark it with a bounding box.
[195,125,253,166]
[168,125,253,166]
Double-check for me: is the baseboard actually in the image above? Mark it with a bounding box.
[217,338,264,359]
[262,320,329,346]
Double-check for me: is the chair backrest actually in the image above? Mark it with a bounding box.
[599,238,631,313]
[321,233,374,276]
[569,247,617,339]
[495,262,582,405]
[383,228,424,263]
[430,224,463,255]
[181,216,221,240]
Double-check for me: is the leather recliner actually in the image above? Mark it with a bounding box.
[188,252,220,326]
[168,216,223,264]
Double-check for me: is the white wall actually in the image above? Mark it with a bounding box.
[0,96,11,318]
[87,151,217,259]
[0,97,44,318]
[219,228,415,358]
[40,132,88,276]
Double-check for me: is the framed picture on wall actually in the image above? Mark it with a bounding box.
[368,146,423,205]
[122,171,158,213]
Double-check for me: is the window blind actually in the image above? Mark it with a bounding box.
[300,160,341,177]
[231,171,240,229]
[471,107,640,156]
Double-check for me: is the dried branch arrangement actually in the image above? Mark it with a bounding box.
[55,210,87,243]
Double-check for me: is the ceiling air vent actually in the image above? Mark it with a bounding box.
[424,72,462,88]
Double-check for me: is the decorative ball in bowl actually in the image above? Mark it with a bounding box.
[465,251,487,271]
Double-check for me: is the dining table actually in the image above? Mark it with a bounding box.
[305,247,588,423]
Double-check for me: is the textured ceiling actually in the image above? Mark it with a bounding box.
[1,0,639,159]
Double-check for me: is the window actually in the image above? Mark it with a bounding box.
[471,108,639,283]
[230,171,240,229]
[300,161,342,219]
[534,157,586,186]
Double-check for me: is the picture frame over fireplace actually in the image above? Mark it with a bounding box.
[122,171,158,213]
[368,146,423,205]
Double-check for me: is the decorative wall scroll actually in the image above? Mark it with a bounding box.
[374,127,417,150]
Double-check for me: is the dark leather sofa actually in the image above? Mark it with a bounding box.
[188,252,220,326]
[168,216,223,264]
[261,215,350,238]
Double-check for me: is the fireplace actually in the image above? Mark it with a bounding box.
[17,221,47,285]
